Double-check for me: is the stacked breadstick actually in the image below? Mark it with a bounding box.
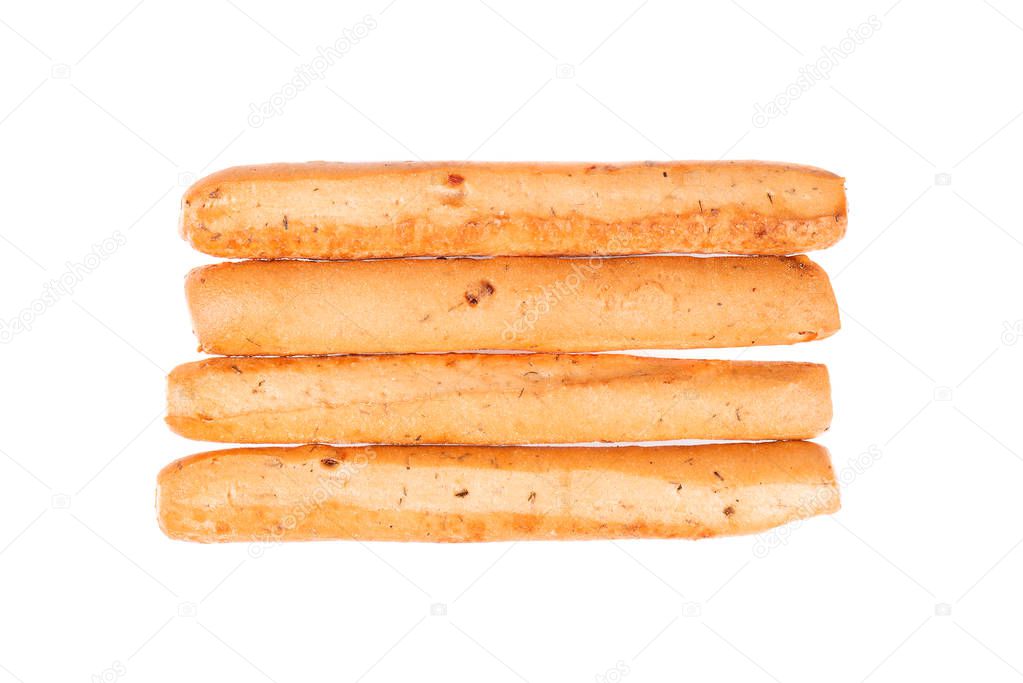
[160,161,845,543]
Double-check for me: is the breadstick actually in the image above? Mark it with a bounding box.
[166,354,831,444]
[157,441,839,543]
[180,161,846,258]
[186,255,839,355]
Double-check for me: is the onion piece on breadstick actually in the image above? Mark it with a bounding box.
[157,441,840,543]
[166,354,831,444]
[186,255,839,355]
[180,161,846,258]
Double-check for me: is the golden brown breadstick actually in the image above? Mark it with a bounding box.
[186,255,839,355]
[180,161,846,258]
[166,354,831,444]
[157,441,840,543]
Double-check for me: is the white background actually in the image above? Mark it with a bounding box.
[1,1,1021,680]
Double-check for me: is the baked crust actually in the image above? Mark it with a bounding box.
[180,161,846,258]
[185,254,839,355]
[166,354,832,444]
[157,441,840,542]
